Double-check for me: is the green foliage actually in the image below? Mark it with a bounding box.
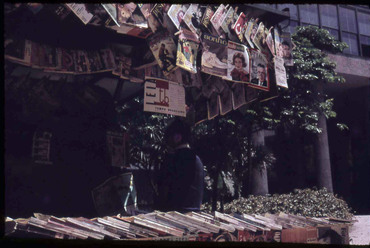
[201,188,354,219]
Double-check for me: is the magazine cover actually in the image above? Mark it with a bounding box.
[99,48,116,71]
[201,33,228,77]
[116,3,137,25]
[110,43,133,78]
[176,29,200,73]
[225,41,250,83]
[260,71,279,103]
[219,85,233,116]
[148,31,177,75]
[40,44,58,70]
[144,77,186,117]
[231,82,246,110]
[127,4,148,28]
[183,4,203,38]
[181,69,202,88]
[74,50,90,74]
[148,3,167,33]
[207,92,220,120]
[213,76,227,94]
[86,4,113,27]
[86,50,105,73]
[266,27,276,56]
[280,32,294,66]
[167,4,189,30]
[274,56,288,88]
[202,78,215,99]
[110,23,152,39]
[249,49,269,91]
[201,5,217,34]
[253,22,269,53]
[102,4,120,26]
[210,4,228,35]
[137,4,153,19]
[244,18,258,49]
[232,12,246,43]
[66,3,94,25]
[274,27,283,57]
[220,6,239,41]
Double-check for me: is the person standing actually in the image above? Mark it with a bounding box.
[156,118,204,213]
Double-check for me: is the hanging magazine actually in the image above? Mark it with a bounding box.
[137,4,152,19]
[116,3,136,25]
[274,27,283,57]
[210,4,228,35]
[74,50,90,74]
[183,4,202,38]
[201,5,217,34]
[266,27,276,56]
[144,77,186,117]
[280,32,294,66]
[148,31,177,75]
[66,3,94,25]
[232,12,246,43]
[253,22,269,54]
[106,131,129,168]
[148,3,167,33]
[110,43,133,78]
[201,33,228,77]
[219,85,233,115]
[102,3,120,26]
[220,6,239,41]
[167,4,189,30]
[58,48,76,73]
[225,41,250,83]
[86,50,106,73]
[207,92,220,120]
[231,82,247,110]
[99,48,116,71]
[244,18,259,49]
[249,49,270,91]
[176,29,200,73]
[274,56,288,88]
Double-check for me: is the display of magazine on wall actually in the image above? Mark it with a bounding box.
[102,4,120,26]
[106,130,129,168]
[266,27,276,56]
[219,84,233,115]
[127,3,148,28]
[225,41,250,83]
[32,131,52,165]
[167,4,189,30]
[220,6,239,41]
[280,32,294,66]
[181,69,202,88]
[231,83,247,110]
[259,72,279,102]
[66,3,94,25]
[201,33,228,77]
[201,5,217,34]
[244,18,258,49]
[144,77,186,117]
[232,12,246,43]
[249,49,269,91]
[274,56,288,88]
[207,92,220,120]
[210,4,228,35]
[110,44,133,78]
[148,31,177,75]
[183,4,203,38]
[176,29,200,74]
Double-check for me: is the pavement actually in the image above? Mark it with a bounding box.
[349,215,370,245]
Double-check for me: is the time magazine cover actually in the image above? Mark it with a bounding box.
[225,41,250,83]
[249,48,270,91]
[148,31,177,75]
[201,33,228,77]
[167,4,189,30]
[183,4,203,38]
[176,28,200,73]
[210,4,228,35]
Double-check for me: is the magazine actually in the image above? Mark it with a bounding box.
[232,12,246,43]
[176,28,200,73]
[201,33,228,77]
[147,31,177,75]
[74,50,90,74]
[86,50,106,73]
[167,4,189,30]
[110,44,133,78]
[86,4,113,27]
[148,4,167,33]
[266,27,276,56]
[280,32,294,66]
[181,69,202,88]
[210,4,228,35]
[116,3,137,25]
[274,27,283,57]
[99,48,116,71]
[110,23,152,39]
[200,5,217,34]
[66,3,94,25]
[207,92,220,120]
[249,48,270,91]
[219,85,233,115]
[231,82,247,110]
[143,77,186,117]
[183,4,202,38]
[40,44,58,70]
[220,6,239,41]
[225,41,250,83]
[274,56,288,88]
[137,4,153,20]
[52,4,72,20]
[253,22,268,53]
[30,41,42,68]
[127,3,148,28]
[102,4,120,26]
[244,18,259,49]
[106,131,129,168]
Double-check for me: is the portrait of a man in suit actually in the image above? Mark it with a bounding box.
[251,63,267,87]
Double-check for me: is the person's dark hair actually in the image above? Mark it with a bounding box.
[257,63,265,69]
[164,118,191,144]
[232,52,247,67]
[282,40,290,47]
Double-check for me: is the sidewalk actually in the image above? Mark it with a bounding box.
[349,215,370,245]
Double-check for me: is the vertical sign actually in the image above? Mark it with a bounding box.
[144,77,186,117]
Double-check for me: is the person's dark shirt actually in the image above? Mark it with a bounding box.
[157,147,204,212]
[251,78,267,87]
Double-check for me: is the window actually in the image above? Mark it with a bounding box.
[358,12,370,36]
[339,7,358,33]
[320,5,338,29]
[322,27,339,40]
[342,32,359,55]
[299,4,319,25]
[360,35,370,57]
[277,4,298,20]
